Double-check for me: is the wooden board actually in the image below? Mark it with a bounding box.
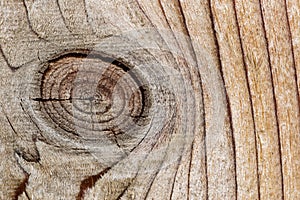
[0,0,299,199]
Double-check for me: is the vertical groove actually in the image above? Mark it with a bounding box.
[155,3,187,199]
[118,117,176,199]
[169,158,182,200]
[207,0,238,199]
[148,0,208,198]
[204,129,208,200]
[232,0,261,198]
[176,1,208,199]
[143,152,168,199]
[224,94,237,200]
[258,1,285,199]
[187,141,193,200]
[283,0,300,113]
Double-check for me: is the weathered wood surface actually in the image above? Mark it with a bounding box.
[0,0,300,199]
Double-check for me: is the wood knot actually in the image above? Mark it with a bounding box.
[32,52,152,151]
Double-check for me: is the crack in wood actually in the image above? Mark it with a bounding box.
[13,172,29,200]
[76,167,111,200]
[13,153,30,200]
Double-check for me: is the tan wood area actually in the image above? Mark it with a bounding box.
[0,0,300,199]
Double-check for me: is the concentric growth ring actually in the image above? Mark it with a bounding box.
[36,52,151,142]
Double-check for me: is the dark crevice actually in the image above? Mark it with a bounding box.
[24,190,31,200]
[13,173,29,200]
[232,0,261,199]
[207,0,237,199]
[13,172,29,200]
[203,132,208,200]
[258,1,285,199]
[22,0,47,41]
[169,157,183,200]
[187,141,194,199]
[130,85,151,127]
[44,50,138,80]
[13,153,30,200]
[47,51,113,64]
[111,59,131,72]
[32,97,118,102]
[115,185,130,200]
[225,92,238,199]
[31,98,73,102]
[76,167,111,200]
[3,112,18,136]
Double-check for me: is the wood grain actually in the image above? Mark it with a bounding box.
[0,0,300,199]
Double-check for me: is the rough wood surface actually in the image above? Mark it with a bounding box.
[0,0,299,199]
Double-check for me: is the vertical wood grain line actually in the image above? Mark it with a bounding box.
[283,0,300,113]
[176,1,208,199]
[232,0,261,198]
[258,1,284,199]
[207,0,237,199]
